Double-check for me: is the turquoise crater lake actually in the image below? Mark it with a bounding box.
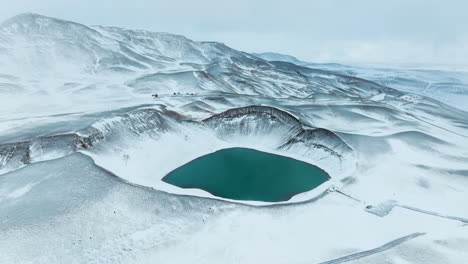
[162,148,330,202]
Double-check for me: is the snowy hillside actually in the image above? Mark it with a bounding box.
[1,13,467,264]
[255,52,468,112]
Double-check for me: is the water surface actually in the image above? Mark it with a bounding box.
[162,148,330,202]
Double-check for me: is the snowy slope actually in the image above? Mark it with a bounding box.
[254,52,468,112]
[0,14,467,264]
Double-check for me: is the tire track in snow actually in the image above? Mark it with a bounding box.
[400,205,468,224]
[335,190,468,224]
[318,232,426,264]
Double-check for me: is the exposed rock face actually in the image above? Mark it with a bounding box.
[0,141,30,173]
[204,105,353,161]
[203,106,303,144]
[280,129,353,159]
[204,105,303,128]
[0,134,77,174]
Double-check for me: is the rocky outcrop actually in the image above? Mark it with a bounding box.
[204,105,353,159]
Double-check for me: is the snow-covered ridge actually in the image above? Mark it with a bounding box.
[0,13,251,77]
[203,105,353,159]
[255,52,468,112]
[0,105,355,185]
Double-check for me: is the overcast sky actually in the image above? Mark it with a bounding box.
[1,0,468,67]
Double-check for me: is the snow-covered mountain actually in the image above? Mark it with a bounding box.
[254,52,468,111]
[0,13,250,75]
[1,13,467,264]
[0,13,431,100]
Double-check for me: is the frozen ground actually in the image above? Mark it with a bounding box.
[0,13,467,263]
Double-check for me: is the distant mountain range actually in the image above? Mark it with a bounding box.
[254,52,468,111]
